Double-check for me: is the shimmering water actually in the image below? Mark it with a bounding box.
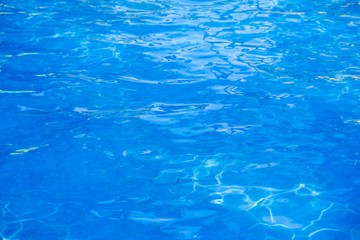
[1,0,360,239]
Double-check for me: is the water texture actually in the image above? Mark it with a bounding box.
[1,0,360,239]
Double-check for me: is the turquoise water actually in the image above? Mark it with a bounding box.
[1,0,360,239]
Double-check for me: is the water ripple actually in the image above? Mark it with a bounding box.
[1,0,360,239]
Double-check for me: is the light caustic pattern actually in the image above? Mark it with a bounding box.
[1,0,360,239]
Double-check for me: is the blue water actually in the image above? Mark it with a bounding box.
[1,0,360,239]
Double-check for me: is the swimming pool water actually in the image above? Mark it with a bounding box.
[1,0,360,239]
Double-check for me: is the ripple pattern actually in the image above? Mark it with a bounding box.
[1,0,360,239]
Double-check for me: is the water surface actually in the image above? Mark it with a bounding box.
[1,0,360,239]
